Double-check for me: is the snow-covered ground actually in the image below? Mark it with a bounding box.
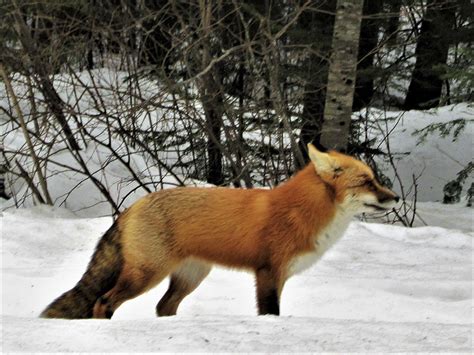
[366,103,473,202]
[1,204,472,352]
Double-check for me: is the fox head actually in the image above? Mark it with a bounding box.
[307,144,399,214]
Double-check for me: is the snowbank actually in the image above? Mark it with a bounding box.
[1,206,471,352]
[362,103,473,202]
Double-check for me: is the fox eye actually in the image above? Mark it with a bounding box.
[333,167,344,177]
[365,180,376,190]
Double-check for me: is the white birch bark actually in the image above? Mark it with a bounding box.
[320,0,364,151]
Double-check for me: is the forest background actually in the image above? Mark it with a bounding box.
[1,0,472,221]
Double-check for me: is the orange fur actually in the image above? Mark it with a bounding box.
[120,164,335,270]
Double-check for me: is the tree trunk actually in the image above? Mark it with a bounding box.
[404,0,456,110]
[320,0,364,152]
[385,0,402,46]
[297,0,336,166]
[199,0,224,186]
[139,0,173,72]
[86,49,94,70]
[203,96,224,186]
[352,0,381,111]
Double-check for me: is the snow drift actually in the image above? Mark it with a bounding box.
[1,205,471,352]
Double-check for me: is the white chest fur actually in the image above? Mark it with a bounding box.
[287,209,353,277]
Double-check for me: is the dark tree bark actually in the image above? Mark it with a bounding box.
[86,49,94,70]
[202,93,224,186]
[86,29,94,70]
[352,0,382,111]
[139,0,173,72]
[199,1,224,186]
[297,0,336,166]
[404,0,456,110]
[385,0,402,46]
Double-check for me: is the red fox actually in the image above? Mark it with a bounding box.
[40,144,398,318]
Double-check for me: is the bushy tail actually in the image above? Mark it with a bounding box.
[40,222,123,319]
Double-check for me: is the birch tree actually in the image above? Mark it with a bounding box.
[320,0,364,152]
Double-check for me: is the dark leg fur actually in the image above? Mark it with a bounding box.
[40,222,123,319]
[259,288,280,315]
[255,268,281,316]
[156,277,180,316]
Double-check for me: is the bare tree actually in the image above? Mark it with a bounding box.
[0,63,52,205]
[404,0,457,109]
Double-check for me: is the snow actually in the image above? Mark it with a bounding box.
[3,316,470,353]
[361,103,473,202]
[1,204,472,352]
[413,201,473,231]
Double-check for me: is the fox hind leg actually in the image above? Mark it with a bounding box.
[156,259,212,316]
[93,263,173,319]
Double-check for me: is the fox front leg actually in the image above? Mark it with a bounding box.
[255,267,283,315]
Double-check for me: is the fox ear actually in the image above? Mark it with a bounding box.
[307,143,338,174]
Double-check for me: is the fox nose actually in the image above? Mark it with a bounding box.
[378,193,400,204]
